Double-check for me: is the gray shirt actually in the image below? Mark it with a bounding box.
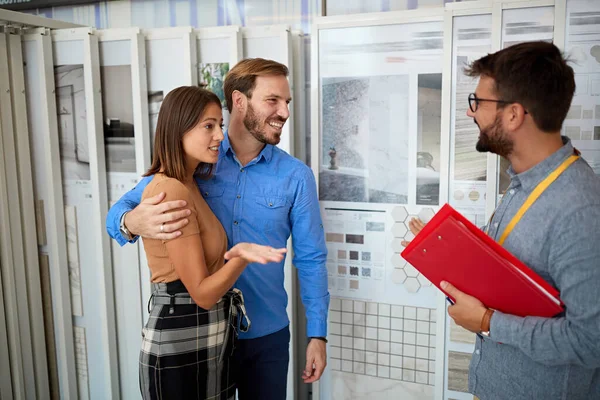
[469,137,600,400]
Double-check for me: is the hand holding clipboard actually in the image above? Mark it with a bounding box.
[400,204,564,335]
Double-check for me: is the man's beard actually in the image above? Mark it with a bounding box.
[475,114,513,158]
[243,102,283,146]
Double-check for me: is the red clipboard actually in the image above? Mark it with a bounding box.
[401,204,564,318]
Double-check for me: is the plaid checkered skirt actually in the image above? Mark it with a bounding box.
[139,280,250,400]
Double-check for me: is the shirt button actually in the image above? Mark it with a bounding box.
[509,189,515,195]
[240,168,244,172]
[234,221,238,225]
[269,202,273,207]
[236,195,241,199]
[475,349,480,355]
[494,222,499,228]
[204,192,208,196]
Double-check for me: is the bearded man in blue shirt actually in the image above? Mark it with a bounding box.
[106,58,329,399]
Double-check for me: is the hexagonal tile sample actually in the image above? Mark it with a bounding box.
[391,206,408,222]
[390,238,405,253]
[390,253,404,268]
[391,222,408,238]
[391,268,407,284]
[403,263,420,278]
[404,277,421,293]
[418,208,435,223]
[417,274,432,287]
[404,214,419,223]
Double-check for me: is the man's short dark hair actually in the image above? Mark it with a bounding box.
[465,41,575,133]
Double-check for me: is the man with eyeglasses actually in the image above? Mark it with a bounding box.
[439,41,600,399]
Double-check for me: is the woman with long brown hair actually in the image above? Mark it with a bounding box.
[138,86,286,400]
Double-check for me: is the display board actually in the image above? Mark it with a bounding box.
[0,31,31,400]
[563,0,600,176]
[3,28,51,399]
[22,28,78,399]
[447,9,493,228]
[143,27,195,150]
[291,30,308,164]
[51,27,118,399]
[97,27,150,400]
[312,9,448,400]
[441,5,494,398]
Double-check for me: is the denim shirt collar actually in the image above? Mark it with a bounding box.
[507,136,574,192]
[220,131,274,164]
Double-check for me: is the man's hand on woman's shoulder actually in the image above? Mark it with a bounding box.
[125,192,191,240]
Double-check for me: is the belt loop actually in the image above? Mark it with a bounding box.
[168,294,175,315]
[147,292,155,313]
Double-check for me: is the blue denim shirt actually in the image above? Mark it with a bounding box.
[470,138,600,399]
[106,134,329,339]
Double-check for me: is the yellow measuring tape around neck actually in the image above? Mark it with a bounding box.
[493,153,579,246]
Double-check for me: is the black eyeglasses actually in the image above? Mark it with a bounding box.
[468,93,528,114]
